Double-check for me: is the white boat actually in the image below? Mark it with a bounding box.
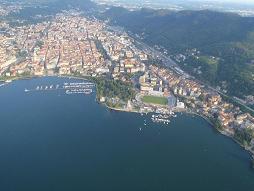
[84,89,92,95]
[65,90,72,95]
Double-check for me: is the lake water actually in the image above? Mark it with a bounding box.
[0,77,253,191]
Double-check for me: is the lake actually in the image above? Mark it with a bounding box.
[0,77,253,191]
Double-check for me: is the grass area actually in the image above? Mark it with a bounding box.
[199,56,218,66]
[0,73,33,82]
[92,77,136,102]
[0,76,22,82]
[142,95,168,105]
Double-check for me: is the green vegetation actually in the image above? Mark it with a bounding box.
[103,8,253,53]
[205,112,223,131]
[16,50,28,58]
[146,57,166,69]
[0,76,15,82]
[35,40,44,48]
[209,117,223,131]
[103,8,254,97]
[181,56,219,84]
[142,95,168,105]
[94,39,110,60]
[0,72,32,82]
[234,128,254,147]
[105,101,124,109]
[199,56,218,66]
[93,77,136,102]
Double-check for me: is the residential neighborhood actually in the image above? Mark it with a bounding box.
[0,10,254,155]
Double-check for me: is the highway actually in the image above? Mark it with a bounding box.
[107,25,254,113]
[127,32,254,113]
[128,32,190,77]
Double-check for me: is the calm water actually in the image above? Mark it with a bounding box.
[0,77,253,191]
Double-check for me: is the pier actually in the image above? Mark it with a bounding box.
[151,114,171,124]
[24,82,94,95]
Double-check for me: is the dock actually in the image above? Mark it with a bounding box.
[24,82,94,95]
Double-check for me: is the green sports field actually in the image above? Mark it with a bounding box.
[142,95,168,105]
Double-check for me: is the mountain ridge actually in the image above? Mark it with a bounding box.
[101,7,254,97]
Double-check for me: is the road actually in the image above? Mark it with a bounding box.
[128,32,254,113]
[107,26,254,113]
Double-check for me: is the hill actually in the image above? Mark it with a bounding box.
[102,7,254,97]
[6,0,97,25]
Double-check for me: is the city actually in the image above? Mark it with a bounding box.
[1,0,254,189]
[0,9,254,159]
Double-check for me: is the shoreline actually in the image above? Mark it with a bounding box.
[187,111,254,158]
[106,103,254,160]
[2,75,254,162]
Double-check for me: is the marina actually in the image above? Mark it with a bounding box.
[151,114,171,124]
[24,82,94,95]
[1,77,254,191]
[66,89,93,95]
[143,112,178,125]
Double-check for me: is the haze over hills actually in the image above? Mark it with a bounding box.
[94,0,254,16]
[1,0,96,8]
[3,0,97,24]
